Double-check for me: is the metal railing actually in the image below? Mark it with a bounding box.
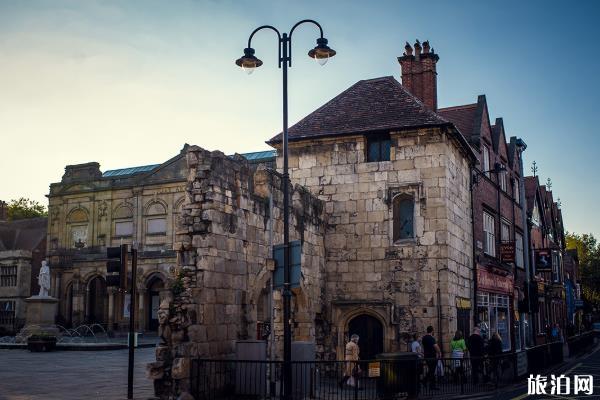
[190,354,518,400]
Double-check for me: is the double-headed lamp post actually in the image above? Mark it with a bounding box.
[236,20,336,398]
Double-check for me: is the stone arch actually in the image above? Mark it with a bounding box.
[67,207,89,223]
[174,196,185,213]
[144,272,167,331]
[113,202,134,219]
[336,306,392,359]
[85,275,107,325]
[142,270,169,287]
[144,199,167,216]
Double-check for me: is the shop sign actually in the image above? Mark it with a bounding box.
[455,297,472,309]
[500,241,516,263]
[537,281,546,293]
[477,268,513,294]
[534,248,553,270]
[368,362,381,378]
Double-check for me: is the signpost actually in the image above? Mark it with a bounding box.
[500,241,515,263]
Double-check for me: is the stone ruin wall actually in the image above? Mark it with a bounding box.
[149,146,325,399]
[280,127,473,355]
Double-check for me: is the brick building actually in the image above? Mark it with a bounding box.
[440,96,526,352]
[524,176,567,344]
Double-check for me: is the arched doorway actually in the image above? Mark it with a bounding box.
[147,276,165,331]
[347,314,384,361]
[87,276,107,324]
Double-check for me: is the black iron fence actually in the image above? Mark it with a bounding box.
[567,331,596,357]
[190,335,597,399]
[191,353,519,400]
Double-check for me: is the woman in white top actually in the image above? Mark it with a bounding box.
[411,333,423,358]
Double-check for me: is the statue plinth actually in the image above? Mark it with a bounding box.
[24,296,59,336]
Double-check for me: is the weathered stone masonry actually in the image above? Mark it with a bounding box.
[149,146,325,398]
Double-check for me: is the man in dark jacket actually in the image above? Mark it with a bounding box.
[467,327,485,384]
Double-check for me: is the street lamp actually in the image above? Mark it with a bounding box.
[236,19,336,399]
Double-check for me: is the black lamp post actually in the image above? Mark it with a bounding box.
[236,20,336,398]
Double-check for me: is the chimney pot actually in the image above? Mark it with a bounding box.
[414,40,422,56]
[404,42,413,56]
[423,40,430,53]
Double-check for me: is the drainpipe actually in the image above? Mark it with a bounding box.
[516,138,532,346]
[437,266,448,355]
[269,174,275,360]
[469,168,479,329]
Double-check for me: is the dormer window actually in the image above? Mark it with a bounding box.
[366,133,391,162]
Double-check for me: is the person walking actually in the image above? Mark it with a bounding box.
[450,330,467,383]
[422,326,441,390]
[487,332,503,385]
[467,326,484,385]
[339,334,360,388]
[411,333,423,358]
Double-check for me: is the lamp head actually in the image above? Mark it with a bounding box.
[235,47,263,74]
[308,37,336,66]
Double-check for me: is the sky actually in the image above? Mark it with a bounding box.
[0,0,598,236]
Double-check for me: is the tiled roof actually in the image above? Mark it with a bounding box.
[0,217,47,252]
[268,76,450,143]
[103,164,160,177]
[438,103,478,139]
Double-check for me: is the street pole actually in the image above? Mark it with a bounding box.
[281,31,293,399]
[127,247,137,399]
[235,22,335,399]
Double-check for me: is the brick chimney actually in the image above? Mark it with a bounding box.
[398,40,439,110]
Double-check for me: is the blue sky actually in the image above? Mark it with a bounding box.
[0,0,598,236]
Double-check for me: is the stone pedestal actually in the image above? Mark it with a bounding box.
[24,296,59,336]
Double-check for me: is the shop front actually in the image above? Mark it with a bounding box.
[476,268,514,352]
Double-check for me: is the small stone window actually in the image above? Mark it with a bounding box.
[393,194,414,241]
[0,266,17,287]
[366,133,391,162]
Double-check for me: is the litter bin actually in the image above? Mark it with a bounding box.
[375,352,419,399]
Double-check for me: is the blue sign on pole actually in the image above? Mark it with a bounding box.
[273,240,302,289]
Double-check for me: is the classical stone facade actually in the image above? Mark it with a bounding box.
[47,148,189,331]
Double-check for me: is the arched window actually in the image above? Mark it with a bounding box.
[145,201,167,236]
[393,194,414,241]
[67,208,89,248]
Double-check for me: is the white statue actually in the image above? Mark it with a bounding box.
[37,260,51,297]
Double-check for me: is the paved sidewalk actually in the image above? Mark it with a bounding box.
[0,347,156,400]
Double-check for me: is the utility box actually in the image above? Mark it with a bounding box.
[291,341,317,397]
[235,340,267,396]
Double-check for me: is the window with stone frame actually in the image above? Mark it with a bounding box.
[145,201,167,236]
[393,193,414,241]
[499,165,507,192]
[0,266,17,287]
[501,219,510,242]
[366,133,391,162]
[515,232,524,268]
[483,146,491,177]
[113,204,134,237]
[513,178,520,204]
[0,300,15,325]
[483,211,496,256]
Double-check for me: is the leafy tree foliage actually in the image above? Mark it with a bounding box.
[7,198,47,220]
[566,232,600,305]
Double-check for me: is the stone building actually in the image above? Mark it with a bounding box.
[47,147,277,332]
[0,217,47,334]
[149,40,479,398]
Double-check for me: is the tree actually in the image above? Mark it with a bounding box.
[566,232,600,306]
[7,198,47,220]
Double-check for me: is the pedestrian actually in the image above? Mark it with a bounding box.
[450,330,467,383]
[411,333,423,358]
[339,334,360,388]
[487,332,503,384]
[467,326,484,385]
[422,326,441,390]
